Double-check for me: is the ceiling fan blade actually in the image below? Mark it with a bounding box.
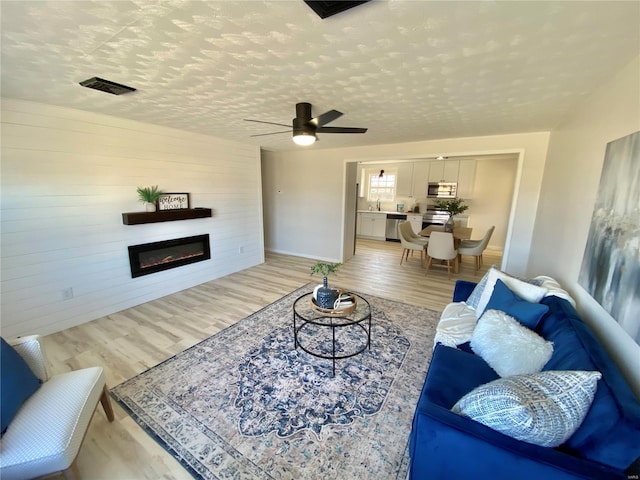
[317,126,368,134]
[249,130,290,137]
[244,119,291,128]
[310,109,343,127]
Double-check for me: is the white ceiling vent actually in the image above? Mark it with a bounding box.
[79,77,136,95]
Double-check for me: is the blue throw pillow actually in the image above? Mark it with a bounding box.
[483,279,549,330]
[1,337,42,435]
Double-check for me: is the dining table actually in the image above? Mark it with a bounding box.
[418,225,473,241]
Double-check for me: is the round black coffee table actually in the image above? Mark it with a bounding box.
[292,292,372,376]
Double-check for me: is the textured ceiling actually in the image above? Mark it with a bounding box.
[1,1,639,152]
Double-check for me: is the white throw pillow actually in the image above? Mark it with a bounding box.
[471,309,553,377]
[533,275,577,307]
[452,371,602,447]
[475,268,547,315]
[434,302,478,348]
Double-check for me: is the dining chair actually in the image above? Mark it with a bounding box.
[398,221,429,266]
[0,335,114,480]
[426,231,458,278]
[405,221,431,244]
[458,225,495,271]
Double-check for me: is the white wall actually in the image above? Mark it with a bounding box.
[528,56,640,395]
[1,99,264,338]
[261,149,345,262]
[262,132,550,274]
[470,157,518,251]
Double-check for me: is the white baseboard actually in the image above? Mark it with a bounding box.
[264,247,341,264]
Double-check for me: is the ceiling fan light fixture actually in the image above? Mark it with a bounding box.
[293,132,316,146]
[245,102,365,144]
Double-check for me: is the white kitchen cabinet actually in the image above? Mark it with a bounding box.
[411,161,429,198]
[372,214,387,238]
[444,161,460,183]
[406,214,423,235]
[428,160,459,183]
[427,161,444,182]
[395,162,413,197]
[357,212,386,239]
[457,159,477,199]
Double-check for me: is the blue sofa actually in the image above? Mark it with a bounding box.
[408,280,640,479]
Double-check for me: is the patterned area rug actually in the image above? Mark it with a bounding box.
[111,284,440,479]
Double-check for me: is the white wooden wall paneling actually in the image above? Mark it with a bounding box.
[1,99,264,337]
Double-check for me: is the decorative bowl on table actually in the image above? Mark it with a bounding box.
[310,291,357,316]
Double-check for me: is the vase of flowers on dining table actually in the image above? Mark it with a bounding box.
[433,197,469,232]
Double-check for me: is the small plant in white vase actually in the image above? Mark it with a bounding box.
[137,185,163,212]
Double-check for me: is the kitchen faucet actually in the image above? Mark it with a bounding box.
[376,199,380,211]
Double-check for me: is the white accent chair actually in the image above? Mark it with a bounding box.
[398,221,429,265]
[457,225,495,271]
[0,335,114,480]
[426,231,458,278]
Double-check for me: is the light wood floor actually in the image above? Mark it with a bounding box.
[42,238,501,480]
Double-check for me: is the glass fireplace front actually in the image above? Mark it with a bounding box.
[128,234,210,278]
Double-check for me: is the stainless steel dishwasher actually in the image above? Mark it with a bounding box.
[385,214,406,242]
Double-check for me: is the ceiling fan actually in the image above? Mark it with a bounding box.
[244,102,367,146]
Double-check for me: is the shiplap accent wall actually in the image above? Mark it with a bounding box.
[1,99,264,338]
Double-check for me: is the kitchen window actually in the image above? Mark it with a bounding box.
[367,171,397,202]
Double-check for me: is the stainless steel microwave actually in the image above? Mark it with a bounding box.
[427,182,457,198]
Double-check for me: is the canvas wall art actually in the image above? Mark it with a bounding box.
[578,130,640,344]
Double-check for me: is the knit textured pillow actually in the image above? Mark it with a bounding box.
[465,267,494,310]
[452,370,602,447]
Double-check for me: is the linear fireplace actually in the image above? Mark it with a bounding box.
[128,234,210,278]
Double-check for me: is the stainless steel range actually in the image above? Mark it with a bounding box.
[422,209,449,229]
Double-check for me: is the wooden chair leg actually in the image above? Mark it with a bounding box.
[425,256,432,273]
[101,385,115,422]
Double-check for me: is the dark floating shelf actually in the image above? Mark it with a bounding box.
[122,208,212,225]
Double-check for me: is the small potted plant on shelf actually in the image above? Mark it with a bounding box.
[137,185,163,212]
[310,261,342,309]
[432,197,469,232]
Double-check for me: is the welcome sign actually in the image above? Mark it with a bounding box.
[158,193,190,210]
